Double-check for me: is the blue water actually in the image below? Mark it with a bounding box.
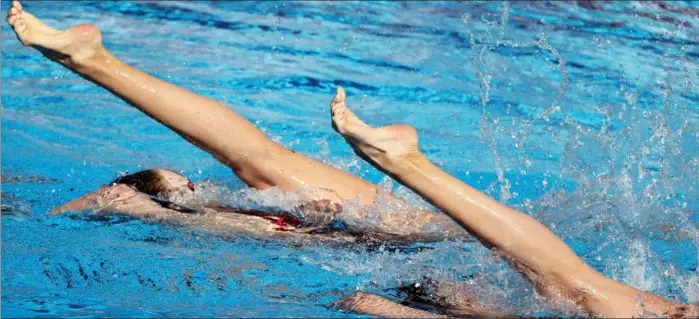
[2,1,698,317]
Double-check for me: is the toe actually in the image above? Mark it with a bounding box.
[13,1,23,12]
[330,86,349,131]
[330,86,372,135]
[14,18,26,32]
[329,87,358,122]
[333,86,346,104]
[331,106,347,124]
[330,86,347,115]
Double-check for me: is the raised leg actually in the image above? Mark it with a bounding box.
[330,87,697,317]
[6,1,378,204]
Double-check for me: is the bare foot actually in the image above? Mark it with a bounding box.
[6,0,103,67]
[330,86,421,175]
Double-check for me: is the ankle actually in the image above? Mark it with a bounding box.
[70,47,112,73]
[386,151,428,178]
[46,24,108,70]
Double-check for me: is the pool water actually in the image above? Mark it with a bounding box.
[2,1,698,317]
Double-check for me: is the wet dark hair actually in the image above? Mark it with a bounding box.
[111,169,199,214]
[110,169,170,197]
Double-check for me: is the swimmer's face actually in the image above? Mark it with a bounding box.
[154,169,195,198]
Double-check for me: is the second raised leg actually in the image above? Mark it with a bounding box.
[328,86,688,317]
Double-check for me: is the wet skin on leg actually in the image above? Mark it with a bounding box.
[329,86,698,318]
[5,1,461,236]
[5,0,377,203]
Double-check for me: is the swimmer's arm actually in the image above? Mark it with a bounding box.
[51,184,179,217]
[51,192,95,214]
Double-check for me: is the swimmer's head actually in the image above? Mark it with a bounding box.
[111,169,194,199]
